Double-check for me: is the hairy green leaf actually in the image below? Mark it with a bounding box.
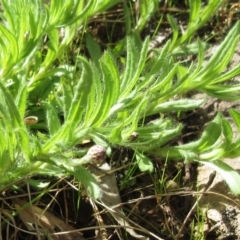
[44,102,61,136]
[198,160,240,195]
[150,98,204,114]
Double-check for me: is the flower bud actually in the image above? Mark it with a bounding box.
[86,145,106,166]
[166,180,179,191]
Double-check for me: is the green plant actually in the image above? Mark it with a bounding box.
[0,0,122,198]
[190,204,207,240]
[0,0,240,203]
[168,0,223,50]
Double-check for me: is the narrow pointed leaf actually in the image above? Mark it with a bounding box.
[86,33,102,67]
[91,61,117,127]
[222,118,233,146]
[16,128,30,163]
[0,82,22,128]
[150,99,204,113]
[66,57,93,125]
[15,83,28,119]
[44,102,61,136]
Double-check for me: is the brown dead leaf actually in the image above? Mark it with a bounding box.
[12,198,85,240]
